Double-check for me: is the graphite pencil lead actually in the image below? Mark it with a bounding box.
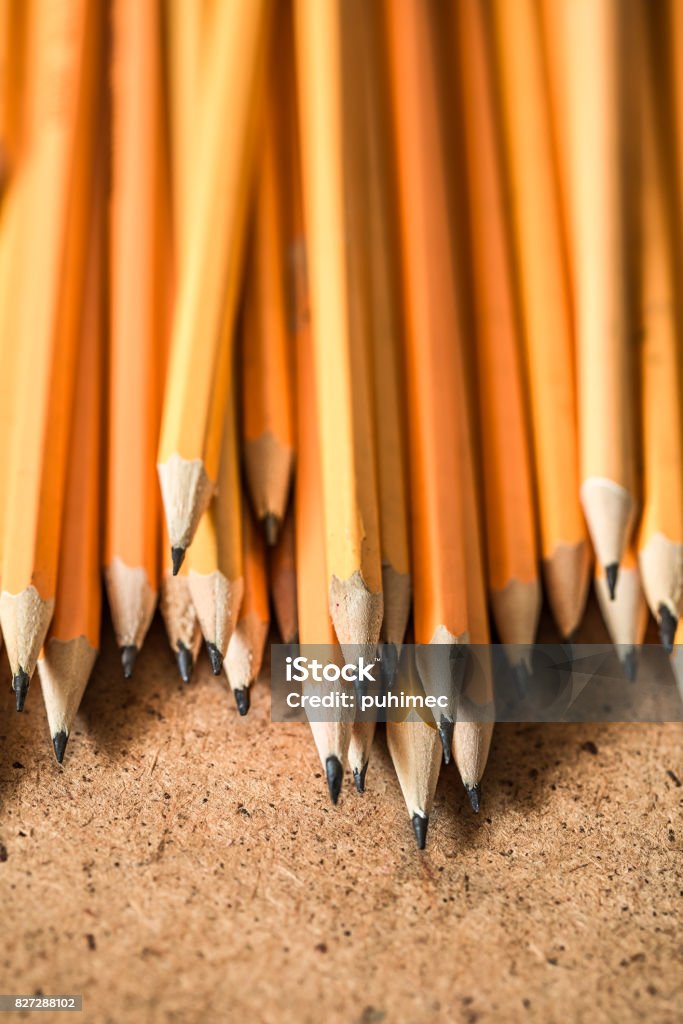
[465,783,481,814]
[263,512,279,547]
[325,755,343,805]
[52,730,68,765]
[353,760,369,794]
[438,715,454,765]
[658,604,677,653]
[206,642,223,675]
[171,546,185,576]
[233,687,250,716]
[176,641,193,684]
[120,645,138,679]
[622,646,637,683]
[605,563,619,602]
[412,812,428,850]
[13,669,29,712]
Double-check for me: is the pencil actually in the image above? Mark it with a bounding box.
[225,499,269,716]
[635,0,683,651]
[294,0,383,659]
[295,225,351,804]
[0,0,25,191]
[105,0,164,678]
[157,0,269,569]
[269,507,298,645]
[187,384,244,676]
[385,0,468,764]
[490,0,591,640]
[360,2,411,661]
[241,38,295,547]
[542,0,636,596]
[457,0,541,670]
[387,651,442,850]
[595,548,647,681]
[37,125,105,763]
[0,0,102,710]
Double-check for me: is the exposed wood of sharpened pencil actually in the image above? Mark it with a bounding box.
[594,547,647,681]
[489,0,591,639]
[269,506,298,645]
[635,0,683,652]
[457,0,540,661]
[387,651,442,850]
[294,208,351,800]
[241,33,295,546]
[157,0,270,565]
[0,0,103,711]
[542,0,636,592]
[294,0,383,659]
[188,378,244,674]
[225,499,269,716]
[384,0,468,759]
[38,125,105,763]
[105,0,164,677]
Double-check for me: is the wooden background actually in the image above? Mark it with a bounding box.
[0,601,681,1024]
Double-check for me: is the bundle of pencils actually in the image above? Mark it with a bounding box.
[1,0,681,850]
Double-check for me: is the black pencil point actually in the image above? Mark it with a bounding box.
[233,687,250,716]
[176,642,193,684]
[622,646,637,683]
[465,783,481,814]
[263,513,279,547]
[438,715,454,765]
[13,669,29,712]
[206,642,223,675]
[121,645,138,679]
[412,813,428,850]
[605,562,618,601]
[658,604,677,653]
[353,760,369,794]
[53,730,68,764]
[325,755,343,805]
[171,546,185,576]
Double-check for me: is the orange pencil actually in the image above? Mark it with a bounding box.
[241,36,295,547]
[269,507,298,645]
[490,0,591,640]
[105,0,164,677]
[0,0,102,710]
[38,129,105,762]
[385,0,469,770]
[457,0,541,668]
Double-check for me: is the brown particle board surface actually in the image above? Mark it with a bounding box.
[0,601,681,1024]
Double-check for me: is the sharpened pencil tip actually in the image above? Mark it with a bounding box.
[176,642,193,684]
[658,604,677,653]
[605,562,618,601]
[622,646,637,683]
[171,546,185,575]
[53,730,68,764]
[412,813,428,850]
[438,715,454,765]
[121,645,138,679]
[233,687,250,716]
[353,761,369,794]
[325,755,343,805]
[206,642,223,675]
[465,783,481,814]
[263,513,279,547]
[13,669,29,712]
